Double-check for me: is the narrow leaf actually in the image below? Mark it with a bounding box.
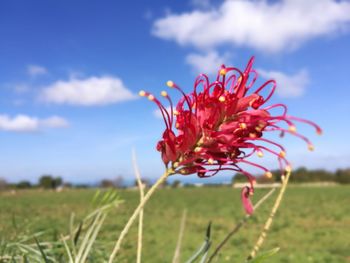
[248,247,280,263]
[34,237,50,263]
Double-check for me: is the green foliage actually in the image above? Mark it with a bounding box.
[233,167,350,184]
[0,189,121,262]
[335,169,350,184]
[39,175,63,189]
[16,181,32,189]
[248,247,280,263]
[171,180,181,188]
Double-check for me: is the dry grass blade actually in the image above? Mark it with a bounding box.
[132,149,145,263]
[247,171,291,261]
[172,209,187,263]
[108,169,171,263]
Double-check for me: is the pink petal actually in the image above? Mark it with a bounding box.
[241,186,254,215]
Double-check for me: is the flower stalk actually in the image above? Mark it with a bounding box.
[132,150,145,263]
[247,170,292,261]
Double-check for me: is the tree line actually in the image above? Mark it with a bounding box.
[1,167,349,191]
[234,167,350,184]
[0,175,65,190]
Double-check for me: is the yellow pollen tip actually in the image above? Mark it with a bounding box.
[285,165,292,173]
[265,171,273,178]
[279,151,286,158]
[255,126,262,132]
[288,125,297,133]
[239,123,247,129]
[139,90,146,97]
[148,94,155,101]
[257,151,264,158]
[249,133,257,138]
[219,96,225,102]
[173,162,179,168]
[173,110,179,116]
[166,80,174,88]
[208,158,214,164]
[194,147,202,153]
[308,144,315,151]
[220,69,227,75]
[161,91,168,97]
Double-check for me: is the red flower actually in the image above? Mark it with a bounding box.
[140,57,321,214]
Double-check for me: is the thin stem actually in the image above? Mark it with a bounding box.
[132,150,145,263]
[247,171,291,260]
[172,209,187,263]
[108,169,171,263]
[206,188,276,263]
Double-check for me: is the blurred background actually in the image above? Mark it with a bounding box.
[0,0,349,185]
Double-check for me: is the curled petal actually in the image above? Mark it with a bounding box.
[241,186,254,215]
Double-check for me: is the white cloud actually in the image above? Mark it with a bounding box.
[185,51,231,75]
[0,114,69,132]
[258,68,309,98]
[40,116,69,128]
[40,76,136,106]
[152,0,350,53]
[27,65,48,77]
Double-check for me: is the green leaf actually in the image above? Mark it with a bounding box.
[248,247,280,263]
[74,221,83,246]
[91,189,101,205]
[185,222,212,263]
[34,237,50,263]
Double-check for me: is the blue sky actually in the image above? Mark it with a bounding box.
[0,0,349,184]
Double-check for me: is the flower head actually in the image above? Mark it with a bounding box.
[140,57,321,214]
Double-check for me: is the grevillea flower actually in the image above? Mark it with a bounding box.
[140,57,321,215]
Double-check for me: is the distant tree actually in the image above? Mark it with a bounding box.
[54,177,63,188]
[0,178,7,190]
[100,176,125,188]
[100,179,115,188]
[232,173,247,183]
[256,175,274,184]
[39,175,63,189]
[17,181,32,189]
[289,167,334,183]
[114,176,124,188]
[75,184,89,188]
[335,169,350,184]
[63,182,72,188]
[171,180,181,188]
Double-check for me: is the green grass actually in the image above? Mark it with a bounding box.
[0,185,349,262]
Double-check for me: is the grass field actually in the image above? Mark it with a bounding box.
[0,185,349,262]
